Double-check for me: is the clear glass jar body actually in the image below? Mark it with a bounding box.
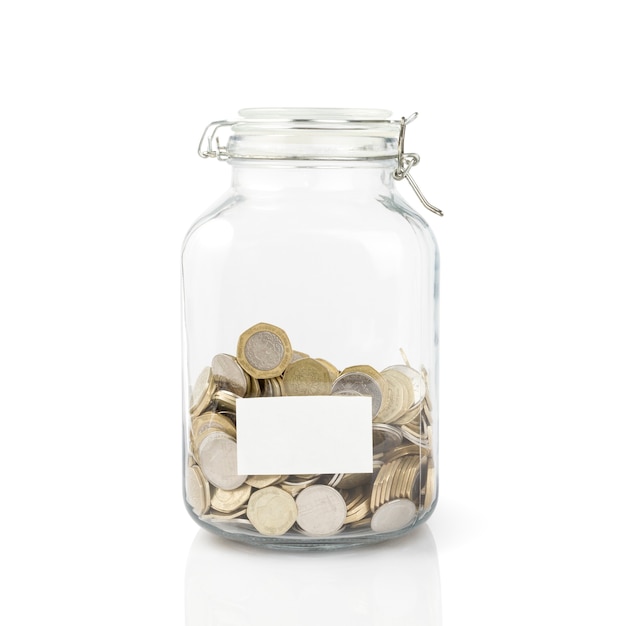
[182,153,439,549]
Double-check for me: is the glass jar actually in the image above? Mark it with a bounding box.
[182,108,441,549]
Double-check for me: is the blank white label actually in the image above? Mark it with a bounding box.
[236,396,373,475]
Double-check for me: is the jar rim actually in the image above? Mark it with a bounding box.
[238,108,393,122]
[225,108,402,161]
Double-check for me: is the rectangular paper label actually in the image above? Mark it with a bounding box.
[236,396,373,475]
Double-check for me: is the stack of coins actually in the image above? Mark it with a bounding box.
[185,322,437,537]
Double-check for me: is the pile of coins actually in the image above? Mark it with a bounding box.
[185,322,436,538]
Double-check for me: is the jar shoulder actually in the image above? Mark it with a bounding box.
[183,188,437,253]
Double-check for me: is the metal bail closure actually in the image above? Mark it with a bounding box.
[393,114,444,217]
[197,120,234,160]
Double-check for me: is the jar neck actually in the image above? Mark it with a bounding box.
[230,159,397,193]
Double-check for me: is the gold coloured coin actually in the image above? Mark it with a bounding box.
[316,358,339,381]
[192,412,237,441]
[245,474,287,488]
[211,389,239,412]
[283,358,332,396]
[237,322,293,379]
[247,486,298,536]
[190,373,217,418]
[376,369,412,424]
[201,508,248,521]
[211,483,252,513]
[423,457,436,511]
[190,366,212,412]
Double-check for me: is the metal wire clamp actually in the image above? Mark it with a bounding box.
[197,112,444,217]
[393,113,444,217]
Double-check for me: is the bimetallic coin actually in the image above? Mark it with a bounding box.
[331,366,385,418]
[237,322,293,379]
[247,486,298,536]
[211,354,249,396]
[370,499,417,533]
[211,483,252,513]
[283,358,332,396]
[296,485,347,536]
[197,431,247,490]
[192,412,237,441]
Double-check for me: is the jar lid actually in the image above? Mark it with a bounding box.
[197,109,444,215]
[204,108,403,161]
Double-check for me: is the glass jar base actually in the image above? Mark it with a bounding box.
[187,501,437,551]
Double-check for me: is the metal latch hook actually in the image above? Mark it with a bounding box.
[393,114,444,217]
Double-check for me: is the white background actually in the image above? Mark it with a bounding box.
[1,1,625,624]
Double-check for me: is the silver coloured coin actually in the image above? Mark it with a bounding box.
[372,423,403,454]
[185,465,208,515]
[244,331,285,371]
[197,431,247,490]
[331,372,382,416]
[370,499,417,532]
[211,354,248,396]
[296,485,347,536]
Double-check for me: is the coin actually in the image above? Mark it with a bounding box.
[280,475,320,496]
[283,358,332,396]
[186,464,210,515]
[190,371,217,417]
[423,457,436,511]
[296,485,347,536]
[376,369,412,424]
[197,431,247,490]
[211,354,249,396]
[201,508,248,521]
[192,412,237,441]
[383,365,426,406]
[190,366,212,411]
[211,483,252,513]
[400,421,431,449]
[247,486,298,536]
[372,423,403,454]
[331,366,385,417]
[245,474,287,489]
[185,325,437,539]
[316,358,339,381]
[370,499,417,532]
[328,472,372,489]
[211,389,239,412]
[237,322,293,379]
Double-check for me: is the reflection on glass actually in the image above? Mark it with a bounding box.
[186,525,441,626]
